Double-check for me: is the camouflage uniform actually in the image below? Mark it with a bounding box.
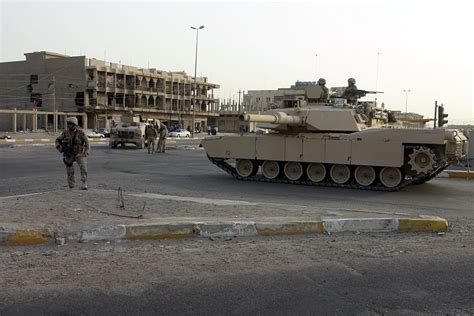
[343,78,364,105]
[317,78,329,101]
[146,125,158,154]
[55,119,90,189]
[157,123,168,153]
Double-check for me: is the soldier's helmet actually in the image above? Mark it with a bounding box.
[317,78,326,85]
[66,117,78,126]
[348,78,356,84]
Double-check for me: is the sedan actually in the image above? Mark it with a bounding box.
[84,129,105,138]
[169,129,191,138]
[97,128,110,137]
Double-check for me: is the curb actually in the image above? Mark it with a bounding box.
[0,217,448,246]
[441,170,474,179]
[0,228,49,246]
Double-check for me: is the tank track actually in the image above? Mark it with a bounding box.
[208,157,447,192]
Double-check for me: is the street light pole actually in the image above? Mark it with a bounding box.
[315,53,318,79]
[403,89,411,115]
[191,25,204,138]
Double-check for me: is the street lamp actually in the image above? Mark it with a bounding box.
[403,89,411,115]
[191,25,204,138]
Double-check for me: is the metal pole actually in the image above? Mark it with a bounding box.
[375,52,380,103]
[403,89,410,115]
[191,26,204,138]
[53,75,56,133]
[315,53,318,80]
[238,89,242,113]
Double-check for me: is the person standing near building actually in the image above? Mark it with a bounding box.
[157,123,168,153]
[55,117,90,190]
[146,124,158,154]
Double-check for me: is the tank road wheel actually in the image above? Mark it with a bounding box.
[330,164,351,184]
[235,159,256,178]
[379,167,403,188]
[354,166,376,186]
[408,147,437,175]
[262,161,280,179]
[307,163,326,183]
[284,162,304,181]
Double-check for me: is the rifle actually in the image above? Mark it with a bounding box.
[58,131,77,166]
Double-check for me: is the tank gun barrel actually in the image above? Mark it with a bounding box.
[240,112,305,125]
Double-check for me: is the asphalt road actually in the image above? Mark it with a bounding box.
[1,145,473,315]
[0,145,473,221]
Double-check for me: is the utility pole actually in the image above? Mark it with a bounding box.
[53,75,57,133]
[238,89,243,113]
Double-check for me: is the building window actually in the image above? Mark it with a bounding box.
[256,97,260,102]
[266,97,271,102]
[30,93,42,107]
[30,74,38,84]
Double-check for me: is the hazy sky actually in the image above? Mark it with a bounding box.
[1,0,473,122]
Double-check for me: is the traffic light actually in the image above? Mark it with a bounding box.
[437,105,448,127]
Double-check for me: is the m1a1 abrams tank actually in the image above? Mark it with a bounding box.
[200,86,469,191]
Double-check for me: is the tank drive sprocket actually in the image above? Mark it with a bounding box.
[408,147,438,175]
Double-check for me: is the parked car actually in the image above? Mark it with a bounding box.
[0,134,12,140]
[97,128,110,137]
[169,129,191,138]
[84,129,105,138]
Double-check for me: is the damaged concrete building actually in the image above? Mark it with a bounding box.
[0,51,220,131]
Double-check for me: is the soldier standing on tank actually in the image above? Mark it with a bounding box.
[55,117,90,190]
[343,78,365,105]
[157,123,168,153]
[317,78,329,101]
[146,124,158,154]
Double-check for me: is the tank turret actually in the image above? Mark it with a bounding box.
[240,103,387,133]
[201,97,468,191]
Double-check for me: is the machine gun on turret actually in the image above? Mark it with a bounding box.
[344,89,384,99]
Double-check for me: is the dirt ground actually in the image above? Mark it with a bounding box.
[1,188,383,234]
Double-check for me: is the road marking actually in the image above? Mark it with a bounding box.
[23,139,34,142]
[0,190,62,200]
[130,192,258,206]
[40,139,50,142]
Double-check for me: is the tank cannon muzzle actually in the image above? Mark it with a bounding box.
[239,112,304,125]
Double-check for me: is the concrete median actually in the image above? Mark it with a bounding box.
[0,216,449,246]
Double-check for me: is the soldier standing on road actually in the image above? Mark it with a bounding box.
[157,123,168,153]
[146,125,158,154]
[343,78,365,105]
[55,117,90,190]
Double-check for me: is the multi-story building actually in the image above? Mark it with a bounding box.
[0,51,220,131]
[243,81,318,111]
